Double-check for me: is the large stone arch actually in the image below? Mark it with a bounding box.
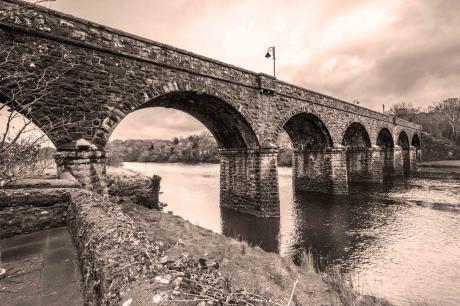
[105,90,260,150]
[95,79,261,150]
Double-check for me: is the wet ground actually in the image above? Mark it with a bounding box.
[0,227,83,306]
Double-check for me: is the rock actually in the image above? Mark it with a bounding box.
[152,292,168,304]
[154,275,171,285]
[209,261,219,269]
[121,298,132,306]
[159,255,169,264]
[172,276,183,287]
[0,268,6,280]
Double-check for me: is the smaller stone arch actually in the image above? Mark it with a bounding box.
[377,128,394,148]
[411,133,422,162]
[411,133,421,147]
[280,112,346,195]
[283,113,333,151]
[342,122,381,183]
[342,122,371,149]
[398,131,410,149]
[398,131,411,173]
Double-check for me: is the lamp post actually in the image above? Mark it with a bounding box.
[265,46,276,78]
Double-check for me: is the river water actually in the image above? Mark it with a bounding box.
[123,162,460,305]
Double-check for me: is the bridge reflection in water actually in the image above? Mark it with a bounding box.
[220,177,401,272]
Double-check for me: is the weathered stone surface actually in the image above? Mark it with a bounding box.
[0,188,76,238]
[66,190,162,305]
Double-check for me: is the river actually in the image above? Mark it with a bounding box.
[123,162,460,305]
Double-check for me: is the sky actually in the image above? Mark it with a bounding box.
[13,0,460,140]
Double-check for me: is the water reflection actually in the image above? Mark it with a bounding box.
[287,181,400,271]
[220,207,280,253]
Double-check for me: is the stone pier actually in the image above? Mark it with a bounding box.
[346,146,383,183]
[54,149,108,194]
[219,148,280,217]
[292,146,348,194]
[381,146,404,176]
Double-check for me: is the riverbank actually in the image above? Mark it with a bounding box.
[418,160,460,174]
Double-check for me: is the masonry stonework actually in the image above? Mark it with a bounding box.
[0,0,422,217]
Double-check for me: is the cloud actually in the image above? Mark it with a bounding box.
[110,108,207,140]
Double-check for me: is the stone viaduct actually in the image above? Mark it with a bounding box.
[0,0,422,217]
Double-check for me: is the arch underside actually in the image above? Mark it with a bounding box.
[342,122,371,149]
[377,128,394,148]
[398,131,410,149]
[411,133,421,147]
[136,91,259,150]
[283,113,333,150]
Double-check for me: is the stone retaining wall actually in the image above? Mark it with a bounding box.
[0,188,75,239]
[67,190,161,305]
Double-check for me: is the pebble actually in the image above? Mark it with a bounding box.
[154,275,171,284]
[152,292,168,304]
[172,276,183,287]
[159,255,168,264]
[0,268,6,280]
[121,298,132,306]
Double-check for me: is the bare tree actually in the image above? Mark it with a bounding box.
[0,2,74,185]
[433,98,460,143]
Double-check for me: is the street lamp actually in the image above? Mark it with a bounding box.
[265,46,276,78]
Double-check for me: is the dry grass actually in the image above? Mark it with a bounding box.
[119,202,333,305]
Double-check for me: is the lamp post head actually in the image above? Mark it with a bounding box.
[265,52,271,59]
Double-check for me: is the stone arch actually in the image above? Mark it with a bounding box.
[377,128,394,148]
[341,122,379,183]
[398,131,411,172]
[411,133,421,148]
[274,106,335,147]
[341,122,371,149]
[279,111,347,195]
[282,112,333,150]
[412,133,421,162]
[398,131,410,149]
[105,90,260,150]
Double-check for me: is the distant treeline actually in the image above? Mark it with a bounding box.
[107,132,220,166]
[107,132,295,166]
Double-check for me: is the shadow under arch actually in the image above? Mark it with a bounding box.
[398,131,411,173]
[377,128,394,148]
[342,122,378,183]
[279,112,347,194]
[412,133,421,162]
